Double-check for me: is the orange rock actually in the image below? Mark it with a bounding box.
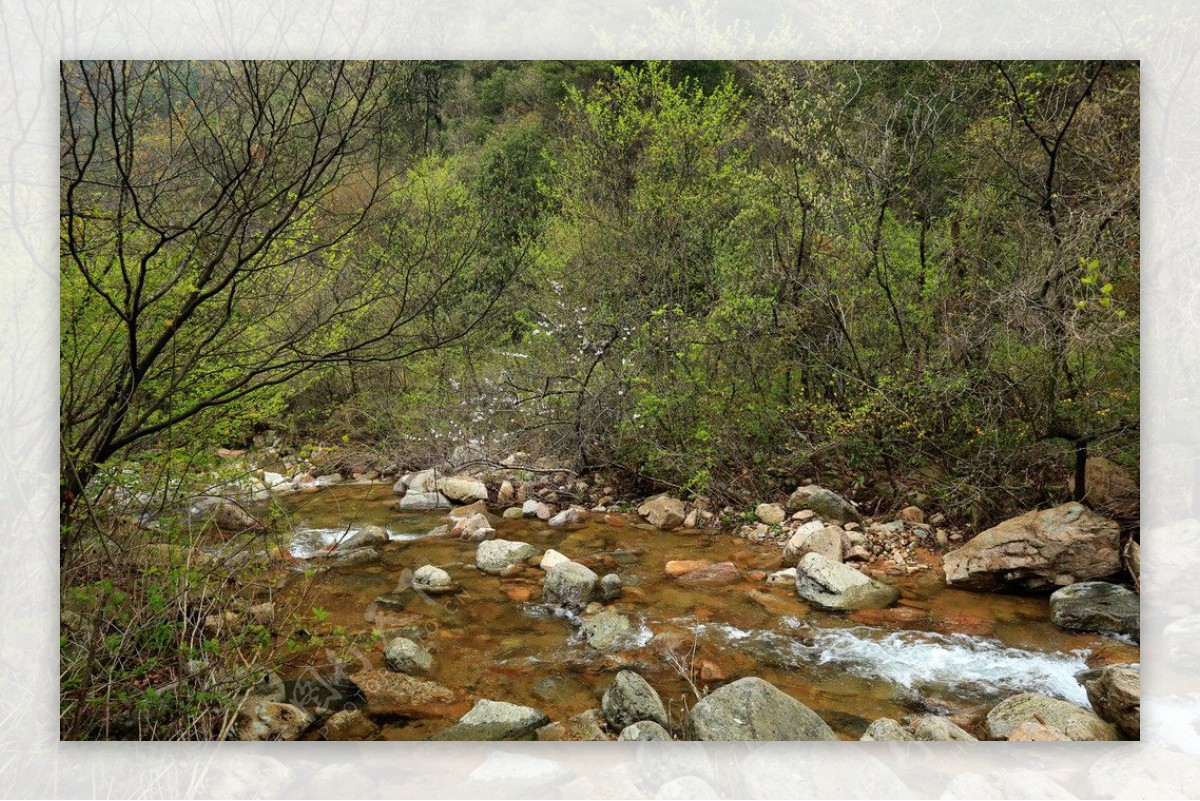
[746,570,767,581]
[503,586,532,603]
[693,607,713,621]
[665,559,712,577]
[604,514,629,527]
[677,562,741,586]
[694,658,729,683]
[1008,721,1070,741]
[934,612,994,638]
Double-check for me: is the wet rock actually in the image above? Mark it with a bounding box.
[316,546,379,569]
[323,708,379,740]
[860,718,913,741]
[435,475,489,504]
[756,503,786,525]
[684,677,837,741]
[431,698,549,741]
[598,573,623,601]
[476,540,541,575]
[235,700,312,741]
[548,506,588,528]
[942,503,1120,592]
[582,609,634,652]
[618,720,673,741]
[664,559,710,577]
[985,692,1120,741]
[747,589,803,617]
[897,505,925,524]
[397,491,451,510]
[383,637,434,675]
[412,564,457,595]
[637,494,686,530]
[602,670,669,729]
[501,507,524,520]
[785,485,862,524]
[1083,663,1140,738]
[782,525,843,567]
[536,708,610,741]
[337,524,389,551]
[455,512,496,543]
[543,561,599,610]
[794,552,899,611]
[911,715,977,741]
[1007,721,1071,741]
[676,562,741,586]
[349,670,454,718]
[766,567,797,586]
[1050,581,1139,640]
[540,549,571,571]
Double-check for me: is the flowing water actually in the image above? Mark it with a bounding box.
[267,484,1139,740]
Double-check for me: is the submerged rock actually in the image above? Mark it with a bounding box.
[942,503,1120,592]
[676,561,741,586]
[582,609,634,652]
[637,493,686,530]
[349,670,455,718]
[476,540,541,575]
[684,677,837,741]
[1050,581,1139,640]
[543,561,599,610]
[602,670,669,729]
[794,553,898,611]
[383,637,435,675]
[1083,664,1140,739]
[431,698,549,741]
[985,692,1120,741]
[336,524,389,551]
[785,485,862,524]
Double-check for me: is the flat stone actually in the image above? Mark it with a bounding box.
[349,670,454,718]
[985,692,1120,741]
[476,540,541,575]
[676,561,741,586]
[431,698,549,741]
[1050,581,1139,640]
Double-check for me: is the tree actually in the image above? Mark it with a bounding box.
[59,60,521,535]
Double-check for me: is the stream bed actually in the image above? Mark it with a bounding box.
[268,484,1139,740]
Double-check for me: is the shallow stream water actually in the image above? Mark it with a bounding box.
[269,485,1138,740]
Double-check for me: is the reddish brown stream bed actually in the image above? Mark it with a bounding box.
[267,485,1138,740]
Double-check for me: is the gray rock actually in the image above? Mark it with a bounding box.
[1083,663,1140,739]
[859,718,913,741]
[383,637,434,675]
[786,484,862,524]
[1050,581,1139,640]
[683,677,837,741]
[582,609,634,651]
[323,708,379,740]
[456,512,496,543]
[548,506,587,528]
[602,670,669,729]
[540,549,571,570]
[337,524,389,551]
[431,698,550,741]
[782,525,844,567]
[598,573,623,601]
[756,503,786,525]
[397,490,451,510]
[985,693,1121,741]
[522,499,541,517]
[794,552,899,610]
[943,503,1121,592]
[315,546,380,569]
[637,493,686,529]
[476,539,540,575]
[536,708,610,741]
[766,568,798,586]
[412,564,457,595]
[543,561,599,610]
[618,720,673,741]
[911,715,977,741]
[436,475,489,504]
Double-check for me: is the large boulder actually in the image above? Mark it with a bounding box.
[476,540,540,575]
[1050,581,1139,640]
[383,637,435,675]
[794,553,899,611]
[683,677,837,741]
[543,561,599,610]
[943,503,1121,592]
[637,494,686,530]
[436,475,489,504]
[349,670,455,718]
[431,699,549,741]
[985,693,1121,741]
[1083,664,1140,739]
[782,525,843,567]
[785,485,862,524]
[602,670,669,730]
